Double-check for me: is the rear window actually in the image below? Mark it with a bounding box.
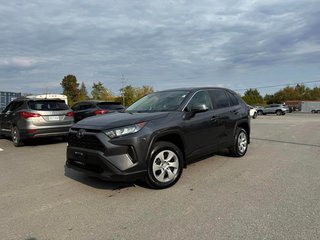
[28,100,69,111]
[97,102,124,110]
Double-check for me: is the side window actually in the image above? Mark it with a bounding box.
[209,90,230,109]
[185,91,212,112]
[11,101,24,111]
[3,103,14,113]
[72,103,80,111]
[226,92,239,106]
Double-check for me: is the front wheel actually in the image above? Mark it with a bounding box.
[12,126,24,147]
[276,110,282,116]
[229,128,248,157]
[146,141,183,189]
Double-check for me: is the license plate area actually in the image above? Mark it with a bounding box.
[48,116,60,121]
[73,151,87,165]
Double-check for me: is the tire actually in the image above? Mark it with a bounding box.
[145,141,183,189]
[276,110,282,116]
[12,126,24,147]
[229,128,248,157]
[257,110,263,115]
[253,112,258,119]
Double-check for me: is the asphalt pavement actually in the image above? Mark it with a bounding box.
[0,113,319,240]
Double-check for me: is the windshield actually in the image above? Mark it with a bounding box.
[126,90,190,112]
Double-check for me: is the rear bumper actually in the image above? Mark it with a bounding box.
[20,126,71,139]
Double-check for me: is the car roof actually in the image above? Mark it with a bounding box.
[156,87,237,94]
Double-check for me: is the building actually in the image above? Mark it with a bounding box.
[0,91,22,111]
[285,100,320,112]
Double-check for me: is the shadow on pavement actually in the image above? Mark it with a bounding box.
[64,166,135,190]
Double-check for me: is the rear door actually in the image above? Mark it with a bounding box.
[1,101,24,132]
[208,89,234,147]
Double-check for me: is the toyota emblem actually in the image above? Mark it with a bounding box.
[76,129,86,139]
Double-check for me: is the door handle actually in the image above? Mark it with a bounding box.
[211,116,218,122]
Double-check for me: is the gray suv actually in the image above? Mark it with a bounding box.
[0,98,74,146]
[66,88,250,189]
[257,104,288,116]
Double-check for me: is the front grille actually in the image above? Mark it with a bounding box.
[68,132,105,152]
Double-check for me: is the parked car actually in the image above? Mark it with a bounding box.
[71,101,125,122]
[66,87,250,189]
[248,105,258,119]
[0,98,74,147]
[311,109,320,113]
[257,104,288,116]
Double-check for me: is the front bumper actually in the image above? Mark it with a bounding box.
[65,129,149,182]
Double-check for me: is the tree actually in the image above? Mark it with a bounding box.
[91,81,112,100]
[136,85,154,100]
[60,74,80,106]
[78,82,89,101]
[120,85,136,106]
[120,85,154,106]
[242,88,264,105]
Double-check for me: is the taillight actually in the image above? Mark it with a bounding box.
[94,109,109,115]
[66,111,74,117]
[20,112,41,118]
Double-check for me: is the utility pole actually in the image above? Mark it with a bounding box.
[121,74,126,106]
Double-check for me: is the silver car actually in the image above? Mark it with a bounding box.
[0,98,74,146]
[258,104,288,116]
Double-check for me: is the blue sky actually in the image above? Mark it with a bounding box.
[0,0,320,96]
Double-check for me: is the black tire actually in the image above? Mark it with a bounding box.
[12,126,24,147]
[229,128,248,157]
[276,110,282,116]
[145,141,183,189]
[257,110,263,115]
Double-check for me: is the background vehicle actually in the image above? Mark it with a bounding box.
[66,88,250,189]
[257,104,288,116]
[71,101,125,122]
[0,98,74,147]
[248,105,258,119]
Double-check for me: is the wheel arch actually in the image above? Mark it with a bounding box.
[235,121,250,144]
[147,130,187,168]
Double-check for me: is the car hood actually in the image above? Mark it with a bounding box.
[73,111,170,130]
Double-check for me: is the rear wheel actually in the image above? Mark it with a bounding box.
[146,141,183,189]
[276,110,282,116]
[12,126,24,147]
[229,128,248,157]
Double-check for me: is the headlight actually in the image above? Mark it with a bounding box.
[104,122,146,139]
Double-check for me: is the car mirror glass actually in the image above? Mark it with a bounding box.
[191,104,209,113]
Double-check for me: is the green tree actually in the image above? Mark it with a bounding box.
[78,82,89,101]
[120,85,154,106]
[91,81,112,100]
[242,88,264,105]
[120,85,136,106]
[60,74,80,106]
[136,85,154,100]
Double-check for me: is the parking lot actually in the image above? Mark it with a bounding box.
[1,114,320,240]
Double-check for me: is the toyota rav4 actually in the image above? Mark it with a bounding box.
[65,88,250,188]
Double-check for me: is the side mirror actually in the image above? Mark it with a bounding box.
[191,104,209,113]
[184,104,209,120]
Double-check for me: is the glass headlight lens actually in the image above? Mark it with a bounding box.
[104,122,146,138]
